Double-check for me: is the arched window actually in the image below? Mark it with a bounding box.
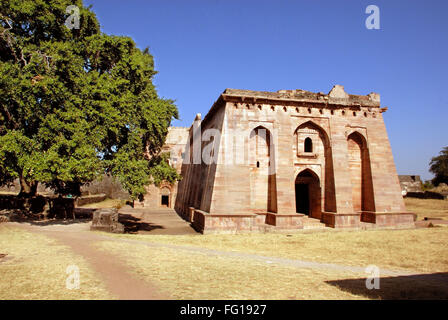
[304,137,313,153]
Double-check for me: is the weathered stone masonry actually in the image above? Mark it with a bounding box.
[143,85,415,233]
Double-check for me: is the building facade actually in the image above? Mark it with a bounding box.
[398,175,423,195]
[135,126,189,209]
[141,85,415,233]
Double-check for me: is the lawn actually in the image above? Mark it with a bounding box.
[97,240,371,299]
[96,226,448,299]
[404,198,448,220]
[1,197,448,300]
[104,226,448,274]
[96,220,448,300]
[0,225,113,300]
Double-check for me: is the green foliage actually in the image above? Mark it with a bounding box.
[148,153,181,187]
[421,180,434,191]
[430,146,448,186]
[0,0,178,199]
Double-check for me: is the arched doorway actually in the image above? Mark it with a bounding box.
[160,187,171,207]
[294,121,336,213]
[295,169,321,218]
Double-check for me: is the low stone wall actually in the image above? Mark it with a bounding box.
[187,207,417,234]
[265,213,304,229]
[0,194,75,219]
[192,210,259,234]
[321,212,361,228]
[405,191,446,200]
[75,193,107,206]
[0,195,47,213]
[191,210,306,234]
[361,211,416,227]
[0,176,130,200]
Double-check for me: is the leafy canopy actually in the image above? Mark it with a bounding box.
[0,0,179,199]
[430,146,448,186]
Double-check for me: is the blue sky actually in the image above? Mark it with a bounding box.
[84,0,448,181]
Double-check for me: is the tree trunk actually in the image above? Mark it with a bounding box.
[18,176,38,198]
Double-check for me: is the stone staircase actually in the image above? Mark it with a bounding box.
[301,216,328,230]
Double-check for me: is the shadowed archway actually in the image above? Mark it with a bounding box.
[294,121,336,213]
[295,169,321,218]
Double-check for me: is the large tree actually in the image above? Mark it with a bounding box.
[0,0,179,200]
[430,146,448,186]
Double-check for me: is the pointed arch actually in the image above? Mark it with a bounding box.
[304,137,313,152]
[294,120,331,147]
[295,169,321,217]
[293,121,336,213]
[296,168,320,181]
[347,131,375,212]
[249,126,277,212]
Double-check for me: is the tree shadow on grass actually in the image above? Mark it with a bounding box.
[326,272,448,299]
[118,213,164,234]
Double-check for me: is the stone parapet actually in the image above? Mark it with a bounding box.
[361,211,416,227]
[191,209,306,234]
[192,210,259,234]
[321,212,361,228]
[265,212,304,229]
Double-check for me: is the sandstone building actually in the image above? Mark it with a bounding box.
[398,175,423,194]
[140,85,415,233]
[136,126,189,209]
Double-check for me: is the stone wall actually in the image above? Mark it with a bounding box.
[136,127,189,209]
[399,175,423,194]
[173,85,413,233]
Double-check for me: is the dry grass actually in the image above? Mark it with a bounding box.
[0,225,113,300]
[96,240,368,300]
[105,227,448,273]
[405,198,448,220]
[96,239,448,300]
[431,183,448,193]
[79,198,126,209]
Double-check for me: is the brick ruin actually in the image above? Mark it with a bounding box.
[138,85,415,233]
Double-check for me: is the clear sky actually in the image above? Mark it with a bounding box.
[84,0,448,181]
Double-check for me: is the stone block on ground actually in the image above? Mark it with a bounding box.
[90,208,124,233]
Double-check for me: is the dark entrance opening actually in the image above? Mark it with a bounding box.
[161,195,169,207]
[295,183,310,214]
[295,169,321,218]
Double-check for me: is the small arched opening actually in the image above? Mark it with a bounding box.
[304,137,313,153]
[160,187,171,207]
[295,169,321,218]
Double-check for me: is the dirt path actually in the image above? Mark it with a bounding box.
[14,222,167,300]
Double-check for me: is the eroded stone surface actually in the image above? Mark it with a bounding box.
[90,208,124,233]
[139,85,415,233]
